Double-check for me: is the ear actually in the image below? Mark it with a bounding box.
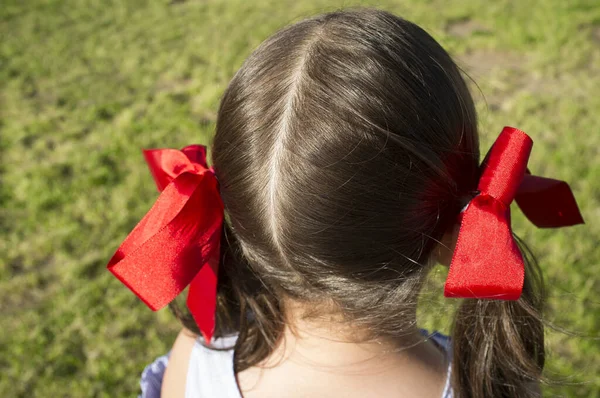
[431,222,460,267]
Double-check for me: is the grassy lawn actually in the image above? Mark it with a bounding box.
[1,0,598,396]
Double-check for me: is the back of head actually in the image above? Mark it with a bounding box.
[214,7,478,314]
[188,8,544,398]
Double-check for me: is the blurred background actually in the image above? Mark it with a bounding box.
[1,0,599,396]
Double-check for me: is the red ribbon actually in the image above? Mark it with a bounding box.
[108,128,584,338]
[444,127,584,300]
[107,145,223,342]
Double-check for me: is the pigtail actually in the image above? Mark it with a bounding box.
[450,236,546,397]
[169,221,284,372]
[167,223,239,337]
[218,224,285,372]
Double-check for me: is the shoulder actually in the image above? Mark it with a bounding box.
[161,328,198,398]
[427,331,452,355]
[185,334,240,398]
[162,330,240,398]
[420,329,451,356]
[421,329,453,398]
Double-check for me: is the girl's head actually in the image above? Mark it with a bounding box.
[183,8,544,397]
[215,8,478,316]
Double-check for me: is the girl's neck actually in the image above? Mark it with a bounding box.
[237,302,449,398]
[268,309,427,369]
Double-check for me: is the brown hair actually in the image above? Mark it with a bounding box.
[173,8,545,397]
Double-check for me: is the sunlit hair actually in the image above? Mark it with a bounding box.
[172,8,545,398]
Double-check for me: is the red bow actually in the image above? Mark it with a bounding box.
[107,145,223,342]
[444,127,584,300]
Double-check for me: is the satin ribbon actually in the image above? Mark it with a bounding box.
[444,127,584,300]
[107,145,223,342]
[108,128,584,339]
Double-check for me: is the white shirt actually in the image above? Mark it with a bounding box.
[185,331,453,398]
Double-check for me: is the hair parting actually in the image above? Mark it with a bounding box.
[171,8,547,397]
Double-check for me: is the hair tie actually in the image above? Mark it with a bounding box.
[107,145,223,342]
[444,126,584,300]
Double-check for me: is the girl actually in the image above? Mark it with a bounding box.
[108,8,583,398]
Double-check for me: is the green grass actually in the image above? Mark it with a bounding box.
[1,0,599,396]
